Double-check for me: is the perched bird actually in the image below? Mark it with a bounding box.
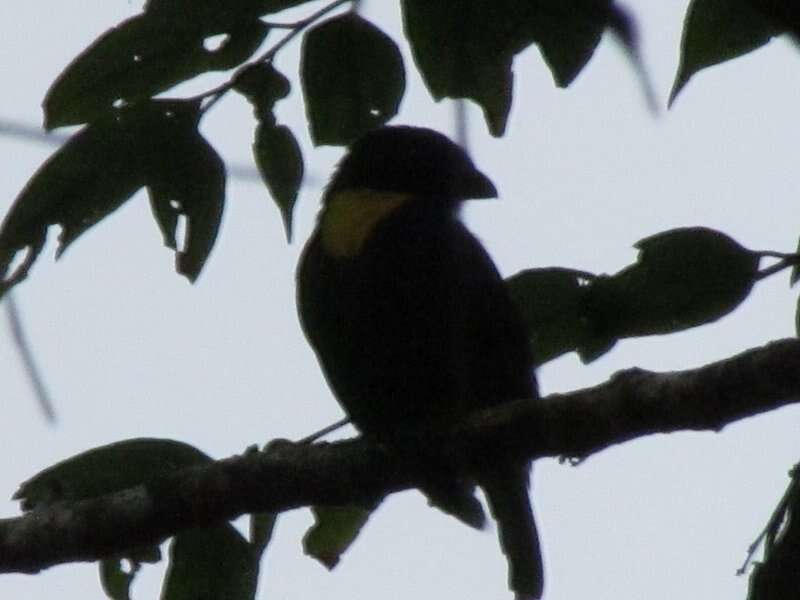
[297,125,543,598]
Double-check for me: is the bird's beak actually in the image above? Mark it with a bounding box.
[460,168,498,200]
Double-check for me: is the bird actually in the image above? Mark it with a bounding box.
[296,125,543,599]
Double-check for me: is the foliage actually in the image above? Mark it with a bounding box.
[2,1,799,599]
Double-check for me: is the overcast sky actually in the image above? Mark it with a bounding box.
[1,1,799,599]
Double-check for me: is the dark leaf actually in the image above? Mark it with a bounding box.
[505,267,595,366]
[254,124,303,241]
[0,111,147,297]
[249,513,277,557]
[303,505,374,570]
[796,294,800,337]
[100,559,137,600]
[746,467,800,600]
[301,14,405,145]
[234,63,292,121]
[583,227,760,347]
[145,0,315,30]
[524,0,610,88]
[402,0,623,135]
[670,0,781,107]
[0,100,225,297]
[234,63,300,241]
[44,15,268,128]
[748,0,800,38]
[14,437,212,511]
[162,525,258,600]
[145,104,226,282]
[402,0,521,136]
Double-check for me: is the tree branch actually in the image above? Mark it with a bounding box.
[2,338,799,575]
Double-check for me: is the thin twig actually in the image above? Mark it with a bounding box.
[196,0,352,113]
[755,255,800,281]
[4,292,56,423]
[297,417,351,444]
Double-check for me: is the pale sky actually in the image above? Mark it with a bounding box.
[1,2,799,599]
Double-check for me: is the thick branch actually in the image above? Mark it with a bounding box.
[2,338,799,574]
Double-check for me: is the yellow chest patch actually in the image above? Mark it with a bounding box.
[320,189,411,258]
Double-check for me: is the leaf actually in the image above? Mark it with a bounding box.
[44,15,268,128]
[402,0,519,136]
[505,268,595,366]
[249,513,277,557]
[745,467,800,600]
[402,0,625,135]
[301,13,405,146]
[14,437,212,511]
[796,294,800,337]
[144,103,227,282]
[670,0,781,107]
[100,559,137,600]
[162,525,258,600]
[749,0,800,38]
[234,63,292,120]
[0,112,147,297]
[0,100,225,297]
[254,124,304,242]
[145,0,316,31]
[303,505,374,570]
[234,64,301,241]
[583,227,760,350]
[524,0,611,88]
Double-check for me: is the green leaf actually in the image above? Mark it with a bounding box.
[505,268,595,366]
[583,227,760,347]
[234,63,292,121]
[750,0,800,38]
[44,15,268,128]
[144,104,227,282]
[524,0,610,88]
[254,124,303,242]
[301,13,405,146]
[249,513,277,558]
[162,525,258,600]
[234,64,301,241]
[0,113,146,296]
[796,294,800,337]
[14,438,212,511]
[402,0,519,136]
[303,505,374,570]
[402,0,624,134]
[670,0,781,107]
[100,559,137,600]
[0,100,225,297]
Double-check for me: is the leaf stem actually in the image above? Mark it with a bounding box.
[754,254,800,281]
[195,0,352,113]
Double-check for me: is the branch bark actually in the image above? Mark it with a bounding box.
[2,338,799,575]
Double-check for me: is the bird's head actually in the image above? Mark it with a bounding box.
[325,126,498,203]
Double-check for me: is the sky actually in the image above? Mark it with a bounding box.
[1,1,799,599]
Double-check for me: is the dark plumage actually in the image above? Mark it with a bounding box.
[297,125,544,598]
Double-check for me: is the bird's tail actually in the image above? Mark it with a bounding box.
[481,464,544,599]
